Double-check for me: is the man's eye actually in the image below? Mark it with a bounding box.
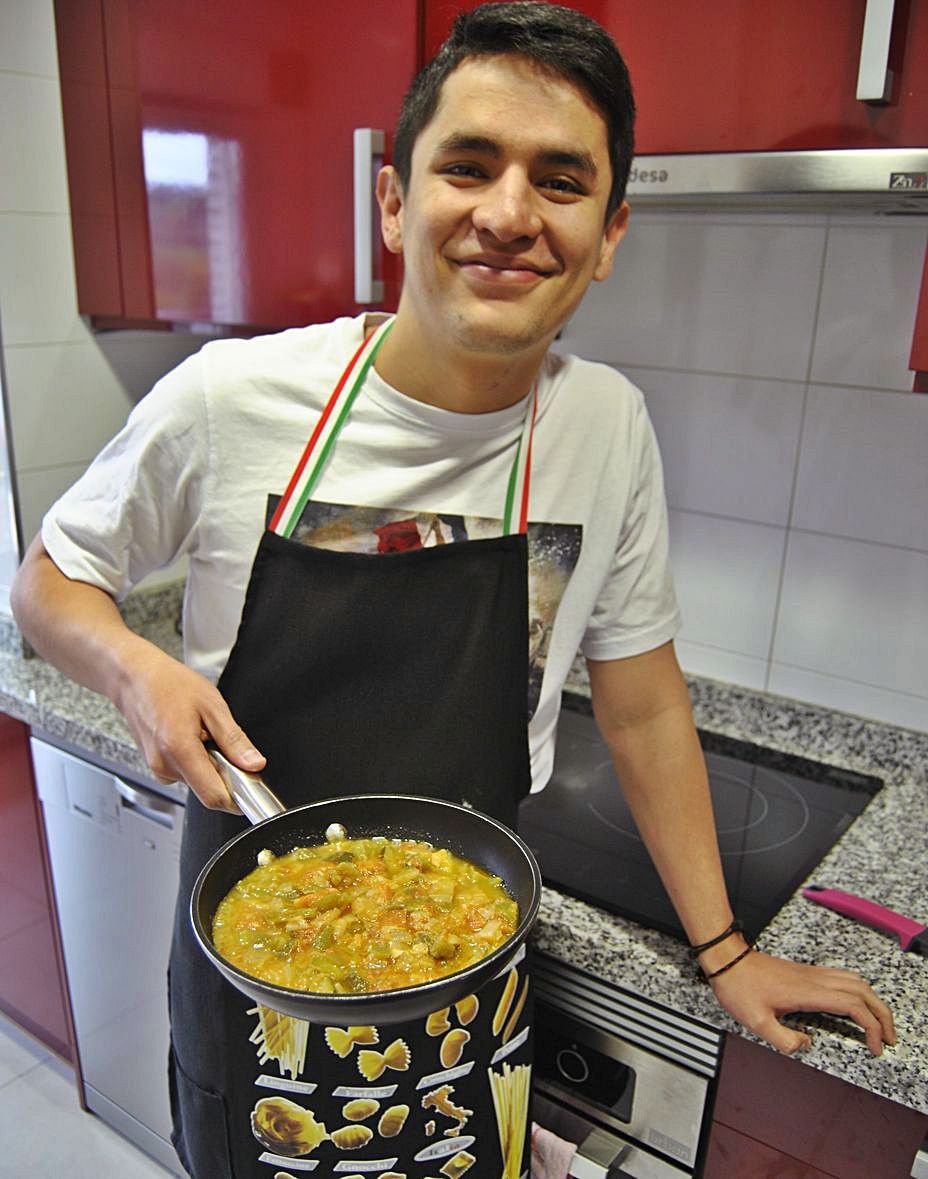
[442,162,484,179]
[542,176,583,195]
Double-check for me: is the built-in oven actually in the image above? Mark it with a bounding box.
[532,953,722,1177]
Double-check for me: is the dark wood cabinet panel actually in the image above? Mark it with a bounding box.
[712,1033,928,1179]
[425,0,928,154]
[0,715,73,1060]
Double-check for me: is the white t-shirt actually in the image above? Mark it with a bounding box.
[42,314,680,790]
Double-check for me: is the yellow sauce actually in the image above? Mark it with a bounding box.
[212,837,518,993]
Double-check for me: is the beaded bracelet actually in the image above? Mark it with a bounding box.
[702,944,754,981]
[689,919,743,957]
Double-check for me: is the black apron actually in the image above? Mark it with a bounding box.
[168,319,537,1178]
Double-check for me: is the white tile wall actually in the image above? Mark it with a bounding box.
[0,213,83,346]
[792,384,928,551]
[561,212,827,379]
[568,207,928,733]
[667,509,786,661]
[0,0,202,597]
[627,366,805,526]
[0,71,69,215]
[772,531,928,702]
[0,0,58,76]
[810,220,928,391]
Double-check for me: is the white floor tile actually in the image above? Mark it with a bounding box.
[0,1013,51,1090]
[0,1013,174,1176]
[0,1051,173,1176]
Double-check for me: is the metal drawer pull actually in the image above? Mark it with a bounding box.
[569,1126,631,1177]
[114,777,176,829]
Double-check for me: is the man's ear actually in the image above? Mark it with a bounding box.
[377,165,404,256]
[593,200,630,283]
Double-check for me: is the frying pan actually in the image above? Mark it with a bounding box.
[191,750,542,1025]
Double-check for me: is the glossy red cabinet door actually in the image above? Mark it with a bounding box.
[704,1033,928,1179]
[424,0,928,153]
[0,715,73,1059]
[57,0,418,330]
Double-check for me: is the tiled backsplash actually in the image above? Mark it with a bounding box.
[1,1,925,733]
[560,210,928,733]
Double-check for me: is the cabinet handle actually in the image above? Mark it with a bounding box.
[114,776,177,829]
[856,0,895,103]
[353,127,385,304]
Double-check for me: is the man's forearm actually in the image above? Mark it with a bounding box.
[11,536,159,706]
[587,647,739,958]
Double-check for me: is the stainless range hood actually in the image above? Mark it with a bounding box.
[626,148,928,214]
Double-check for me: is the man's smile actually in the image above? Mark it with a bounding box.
[452,252,557,284]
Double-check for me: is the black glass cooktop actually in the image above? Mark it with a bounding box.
[517,694,882,943]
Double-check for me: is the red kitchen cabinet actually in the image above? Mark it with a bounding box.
[0,714,73,1060]
[55,0,418,331]
[703,1033,928,1179]
[425,0,928,153]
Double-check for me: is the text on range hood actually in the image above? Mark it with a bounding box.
[626,148,928,213]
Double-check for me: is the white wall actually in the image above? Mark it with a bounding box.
[0,0,202,608]
[561,209,928,733]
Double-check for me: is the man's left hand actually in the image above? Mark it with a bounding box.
[708,949,896,1056]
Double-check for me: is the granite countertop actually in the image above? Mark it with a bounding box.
[2,586,926,1116]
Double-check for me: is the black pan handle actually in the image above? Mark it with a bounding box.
[206,745,286,824]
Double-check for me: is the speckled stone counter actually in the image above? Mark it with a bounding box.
[2,590,926,1115]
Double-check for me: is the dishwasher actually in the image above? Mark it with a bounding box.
[31,736,185,1174]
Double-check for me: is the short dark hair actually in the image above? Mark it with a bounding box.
[393,1,636,219]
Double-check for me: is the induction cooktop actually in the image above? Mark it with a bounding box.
[517,694,883,943]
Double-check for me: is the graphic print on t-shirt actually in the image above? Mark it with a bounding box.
[268,497,582,721]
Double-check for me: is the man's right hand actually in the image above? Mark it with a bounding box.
[112,642,265,811]
[11,538,265,812]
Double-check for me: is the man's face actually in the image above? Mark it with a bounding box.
[377,53,628,362]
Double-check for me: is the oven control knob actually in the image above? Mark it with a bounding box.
[555,1045,590,1085]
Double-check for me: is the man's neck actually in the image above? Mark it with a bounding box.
[371,314,549,414]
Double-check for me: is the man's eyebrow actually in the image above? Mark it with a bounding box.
[433,134,599,178]
[434,133,501,157]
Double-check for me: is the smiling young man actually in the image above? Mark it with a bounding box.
[373,51,629,410]
[12,4,894,1176]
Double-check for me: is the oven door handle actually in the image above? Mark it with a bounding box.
[569,1125,632,1178]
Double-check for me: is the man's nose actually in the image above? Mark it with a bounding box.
[472,169,542,241]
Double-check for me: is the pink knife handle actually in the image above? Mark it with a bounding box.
[802,886,925,949]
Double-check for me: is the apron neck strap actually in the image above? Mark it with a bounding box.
[271,316,538,539]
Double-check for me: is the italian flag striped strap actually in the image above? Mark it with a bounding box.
[270,316,538,539]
